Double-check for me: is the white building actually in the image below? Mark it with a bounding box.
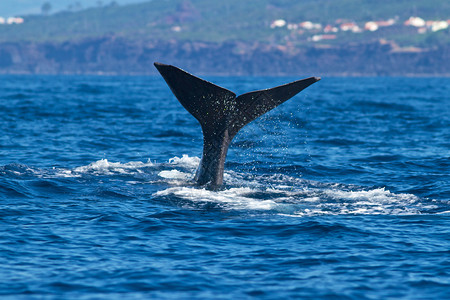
[270,19,287,28]
[299,21,321,30]
[405,17,426,27]
[365,21,379,32]
[430,21,448,32]
[5,17,24,24]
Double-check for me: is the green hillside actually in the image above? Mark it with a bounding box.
[1,0,449,46]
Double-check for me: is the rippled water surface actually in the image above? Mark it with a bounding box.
[1,75,449,299]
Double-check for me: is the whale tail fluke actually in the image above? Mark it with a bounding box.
[154,62,320,188]
[154,62,236,140]
[228,76,321,138]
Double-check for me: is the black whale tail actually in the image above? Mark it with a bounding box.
[154,62,320,189]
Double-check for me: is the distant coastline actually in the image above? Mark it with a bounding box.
[1,37,449,76]
[1,1,449,76]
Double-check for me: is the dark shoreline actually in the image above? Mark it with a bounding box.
[2,71,449,77]
[1,37,449,77]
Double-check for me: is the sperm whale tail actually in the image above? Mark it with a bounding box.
[154,62,320,189]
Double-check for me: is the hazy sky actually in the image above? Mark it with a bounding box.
[0,0,149,16]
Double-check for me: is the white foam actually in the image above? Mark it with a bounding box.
[65,159,154,176]
[325,187,418,203]
[158,170,190,180]
[168,155,200,169]
[74,159,154,175]
[154,180,427,216]
[54,169,82,178]
[41,156,439,216]
[155,187,277,210]
[52,156,198,178]
[157,170,193,185]
[289,187,423,216]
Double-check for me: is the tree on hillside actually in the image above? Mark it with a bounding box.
[41,2,52,15]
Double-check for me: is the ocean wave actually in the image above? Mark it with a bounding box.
[168,155,200,169]
[68,159,155,176]
[153,184,427,216]
[0,156,444,216]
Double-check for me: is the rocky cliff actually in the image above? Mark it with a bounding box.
[1,37,449,76]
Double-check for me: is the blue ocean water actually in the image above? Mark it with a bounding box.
[0,74,449,299]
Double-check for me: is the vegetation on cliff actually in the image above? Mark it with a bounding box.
[1,0,449,75]
[0,0,449,47]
